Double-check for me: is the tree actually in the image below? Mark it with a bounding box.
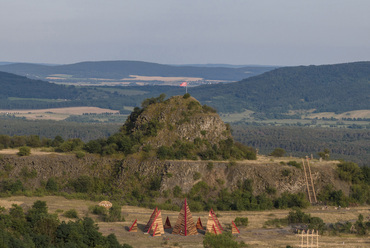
[270,148,286,157]
[318,148,330,160]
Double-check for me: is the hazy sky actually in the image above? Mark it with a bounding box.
[1,0,370,66]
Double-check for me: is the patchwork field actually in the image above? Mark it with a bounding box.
[0,196,368,248]
[0,107,120,120]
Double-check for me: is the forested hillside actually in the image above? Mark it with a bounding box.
[232,124,370,166]
[0,71,79,99]
[189,62,370,114]
[0,60,274,81]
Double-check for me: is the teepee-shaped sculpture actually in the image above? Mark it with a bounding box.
[231,221,240,234]
[144,207,164,235]
[196,217,204,230]
[164,216,172,229]
[206,209,223,234]
[144,207,158,232]
[148,210,165,235]
[172,199,198,236]
[128,219,137,232]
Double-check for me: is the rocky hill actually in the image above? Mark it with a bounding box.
[0,94,359,209]
[125,95,231,148]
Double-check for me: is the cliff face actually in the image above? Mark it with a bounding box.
[0,153,349,197]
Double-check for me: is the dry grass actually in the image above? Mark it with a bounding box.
[307,110,370,119]
[0,148,62,155]
[0,196,368,247]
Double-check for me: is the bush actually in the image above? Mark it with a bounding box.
[64,209,79,218]
[89,205,108,215]
[72,175,92,193]
[173,185,182,197]
[234,217,248,227]
[203,232,242,248]
[281,169,291,177]
[75,151,85,159]
[193,172,202,180]
[207,162,214,171]
[183,93,191,99]
[104,204,123,222]
[287,161,301,169]
[17,146,31,156]
[46,178,58,192]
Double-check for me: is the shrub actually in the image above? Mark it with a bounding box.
[72,175,92,193]
[46,178,58,192]
[234,217,248,227]
[89,205,108,215]
[337,161,363,184]
[75,151,85,159]
[104,204,124,222]
[207,162,214,171]
[17,146,31,156]
[173,185,182,197]
[281,169,291,177]
[183,93,190,99]
[287,161,301,169]
[64,209,79,218]
[193,172,202,180]
[203,232,241,248]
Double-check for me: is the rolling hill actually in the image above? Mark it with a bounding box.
[188,61,370,114]
[0,60,275,82]
[1,62,369,116]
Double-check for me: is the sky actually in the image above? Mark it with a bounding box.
[1,0,370,66]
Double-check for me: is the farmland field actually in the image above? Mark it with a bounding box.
[0,107,120,121]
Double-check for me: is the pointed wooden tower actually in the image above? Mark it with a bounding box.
[147,209,164,235]
[144,207,158,232]
[231,221,240,234]
[206,209,223,234]
[196,217,204,230]
[128,219,137,232]
[172,199,198,236]
[164,216,172,229]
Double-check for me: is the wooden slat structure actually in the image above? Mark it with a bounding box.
[196,217,204,230]
[98,201,112,209]
[172,199,198,236]
[144,207,158,232]
[302,157,317,204]
[298,229,319,248]
[147,210,164,235]
[152,223,161,237]
[128,219,137,232]
[164,216,172,229]
[206,209,223,234]
[231,221,240,234]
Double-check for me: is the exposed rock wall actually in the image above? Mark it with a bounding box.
[0,154,349,197]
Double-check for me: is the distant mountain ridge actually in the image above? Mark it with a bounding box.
[0,61,369,115]
[0,60,275,82]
